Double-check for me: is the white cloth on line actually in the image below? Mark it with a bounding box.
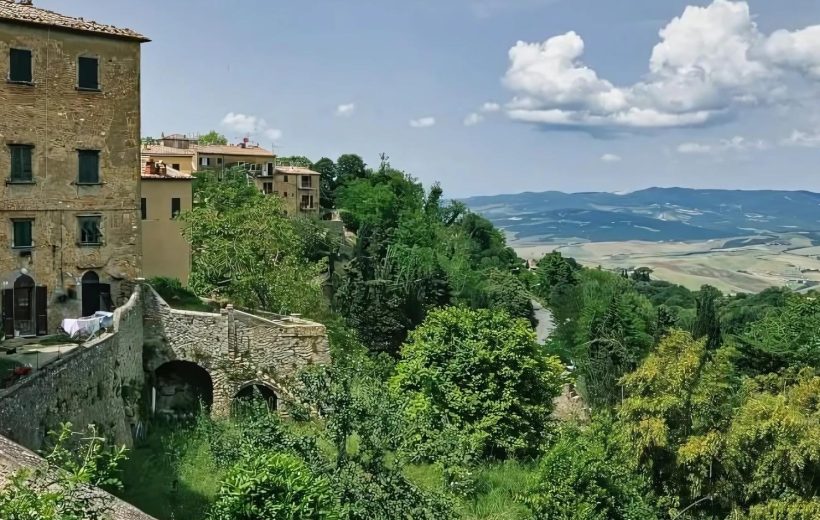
[60,316,103,339]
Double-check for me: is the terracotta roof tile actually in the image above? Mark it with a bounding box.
[0,1,149,42]
[192,144,274,157]
[141,145,194,157]
[141,164,192,180]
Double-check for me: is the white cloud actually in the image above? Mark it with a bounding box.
[222,112,265,134]
[600,153,622,163]
[781,129,820,148]
[336,103,356,117]
[264,128,283,142]
[481,102,501,112]
[410,117,436,128]
[464,113,484,126]
[677,136,768,154]
[502,0,820,133]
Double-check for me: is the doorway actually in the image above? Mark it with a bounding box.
[81,271,111,317]
[13,275,34,337]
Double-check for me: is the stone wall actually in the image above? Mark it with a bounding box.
[142,286,329,415]
[0,286,144,451]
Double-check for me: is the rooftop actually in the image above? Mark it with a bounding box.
[192,144,275,157]
[275,165,321,175]
[141,144,195,157]
[0,0,149,42]
[141,162,193,180]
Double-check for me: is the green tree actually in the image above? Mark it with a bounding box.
[392,307,565,461]
[209,453,340,520]
[313,157,338,209]
[198,130,228,145]
[692,285,722,350]
[336,154,368,186]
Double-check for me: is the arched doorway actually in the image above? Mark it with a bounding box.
[81,271,111,317]
[2,274,46,337]
[232,383,278,415]
[154,361,214,419]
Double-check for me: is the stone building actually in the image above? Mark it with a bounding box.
[0,1,148,336]
[140,161,192,285]
[141,138,322,216]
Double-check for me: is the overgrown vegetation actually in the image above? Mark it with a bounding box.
[4,152,818,520]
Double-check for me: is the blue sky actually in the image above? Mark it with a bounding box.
[40,0,820,196]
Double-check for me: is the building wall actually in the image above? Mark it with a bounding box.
[140,179,192,285]
[264,172,320,215]
[196,153,273,173]
[0,23,142,333]
[0,286,144,452]
[140,153,194,174]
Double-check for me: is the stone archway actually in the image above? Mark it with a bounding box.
[153,361,214,419]
[231,381,278,415]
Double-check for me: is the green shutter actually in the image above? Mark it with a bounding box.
[78,151,99,183]
[10,146,32,181]
[78,57,98,90]
[9,48,32,83]
[13,220,32,248]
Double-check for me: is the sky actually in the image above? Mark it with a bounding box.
[38,0,820,196]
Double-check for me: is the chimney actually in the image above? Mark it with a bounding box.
[144,159,155,176]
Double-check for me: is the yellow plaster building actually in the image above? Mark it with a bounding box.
[0,1,148,336]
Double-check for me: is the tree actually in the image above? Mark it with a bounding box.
[198,130,228,145]
[336,154,367,186]
[631,266,653,282]
[209,453,340,520]
[313,157,338,209]
[692,285,722,350]
[524,423,659,520]
[534,251,579,303]
[391,307,565,461]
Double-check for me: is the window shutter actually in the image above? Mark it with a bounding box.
[78,57,98,89]
[35,286,47,336]
[9,48,32,83]
[141,198,147,220]
[13,221,32,248]
[78,151,99,183]
[2,289,13,337]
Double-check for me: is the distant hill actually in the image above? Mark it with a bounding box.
[463,187,820,243]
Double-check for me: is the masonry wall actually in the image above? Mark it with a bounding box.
[140,179,192,285]
[142,286,329,415]
[0,287,144,451]
[0,22,142,333]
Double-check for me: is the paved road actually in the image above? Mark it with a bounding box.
[532,300,555,343]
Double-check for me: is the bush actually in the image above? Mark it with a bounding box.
[209,452,340,520]
[392,306,565,462]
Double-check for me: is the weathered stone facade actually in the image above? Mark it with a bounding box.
[0,14,146,335]
[0,286,144,452]
[143,286,330,416]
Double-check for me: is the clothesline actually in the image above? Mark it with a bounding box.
[60,311,114,340]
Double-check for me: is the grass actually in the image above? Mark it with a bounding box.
[405,460,537,520]
[148,277,218,313]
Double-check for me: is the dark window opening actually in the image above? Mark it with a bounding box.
[172,163,180,170]
[77,56,99,90]
[216,158,223,165]
[12,219,33,248]
[9,48,32,83]
[78,216,102,245]
[301,176,312,188]
[283,175,288,183]
[141,198,147,220]
[78,150,100,184]
[171,198,181,218]
[263,182,273,195]
[9,145,33,182]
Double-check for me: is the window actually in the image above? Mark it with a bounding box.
[263,182,273,194]
[77,56,99,90]
[171,198,181,218]
[141,198,147,220]
[12,219,33,248]
[266,162,274,176]
[216,158,223,165]
[200,157,211,167]
[301,176,312,188]
[283,191,287,197]
[9,48,32,83]
[301,195,310,209]
[78,216,102,245]
[77,150,100,184]
[9,145,33,182]
[172,163,180,171]
[283,175,289,183]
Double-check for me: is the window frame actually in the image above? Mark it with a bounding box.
[171,197,181,219]
[77,215,103,246]
[300,176,312,188]
[8,47,33,85]
[76,149,101,185]
[76,55,100,91]
[11,218,34,249]
[8,144,34,183]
